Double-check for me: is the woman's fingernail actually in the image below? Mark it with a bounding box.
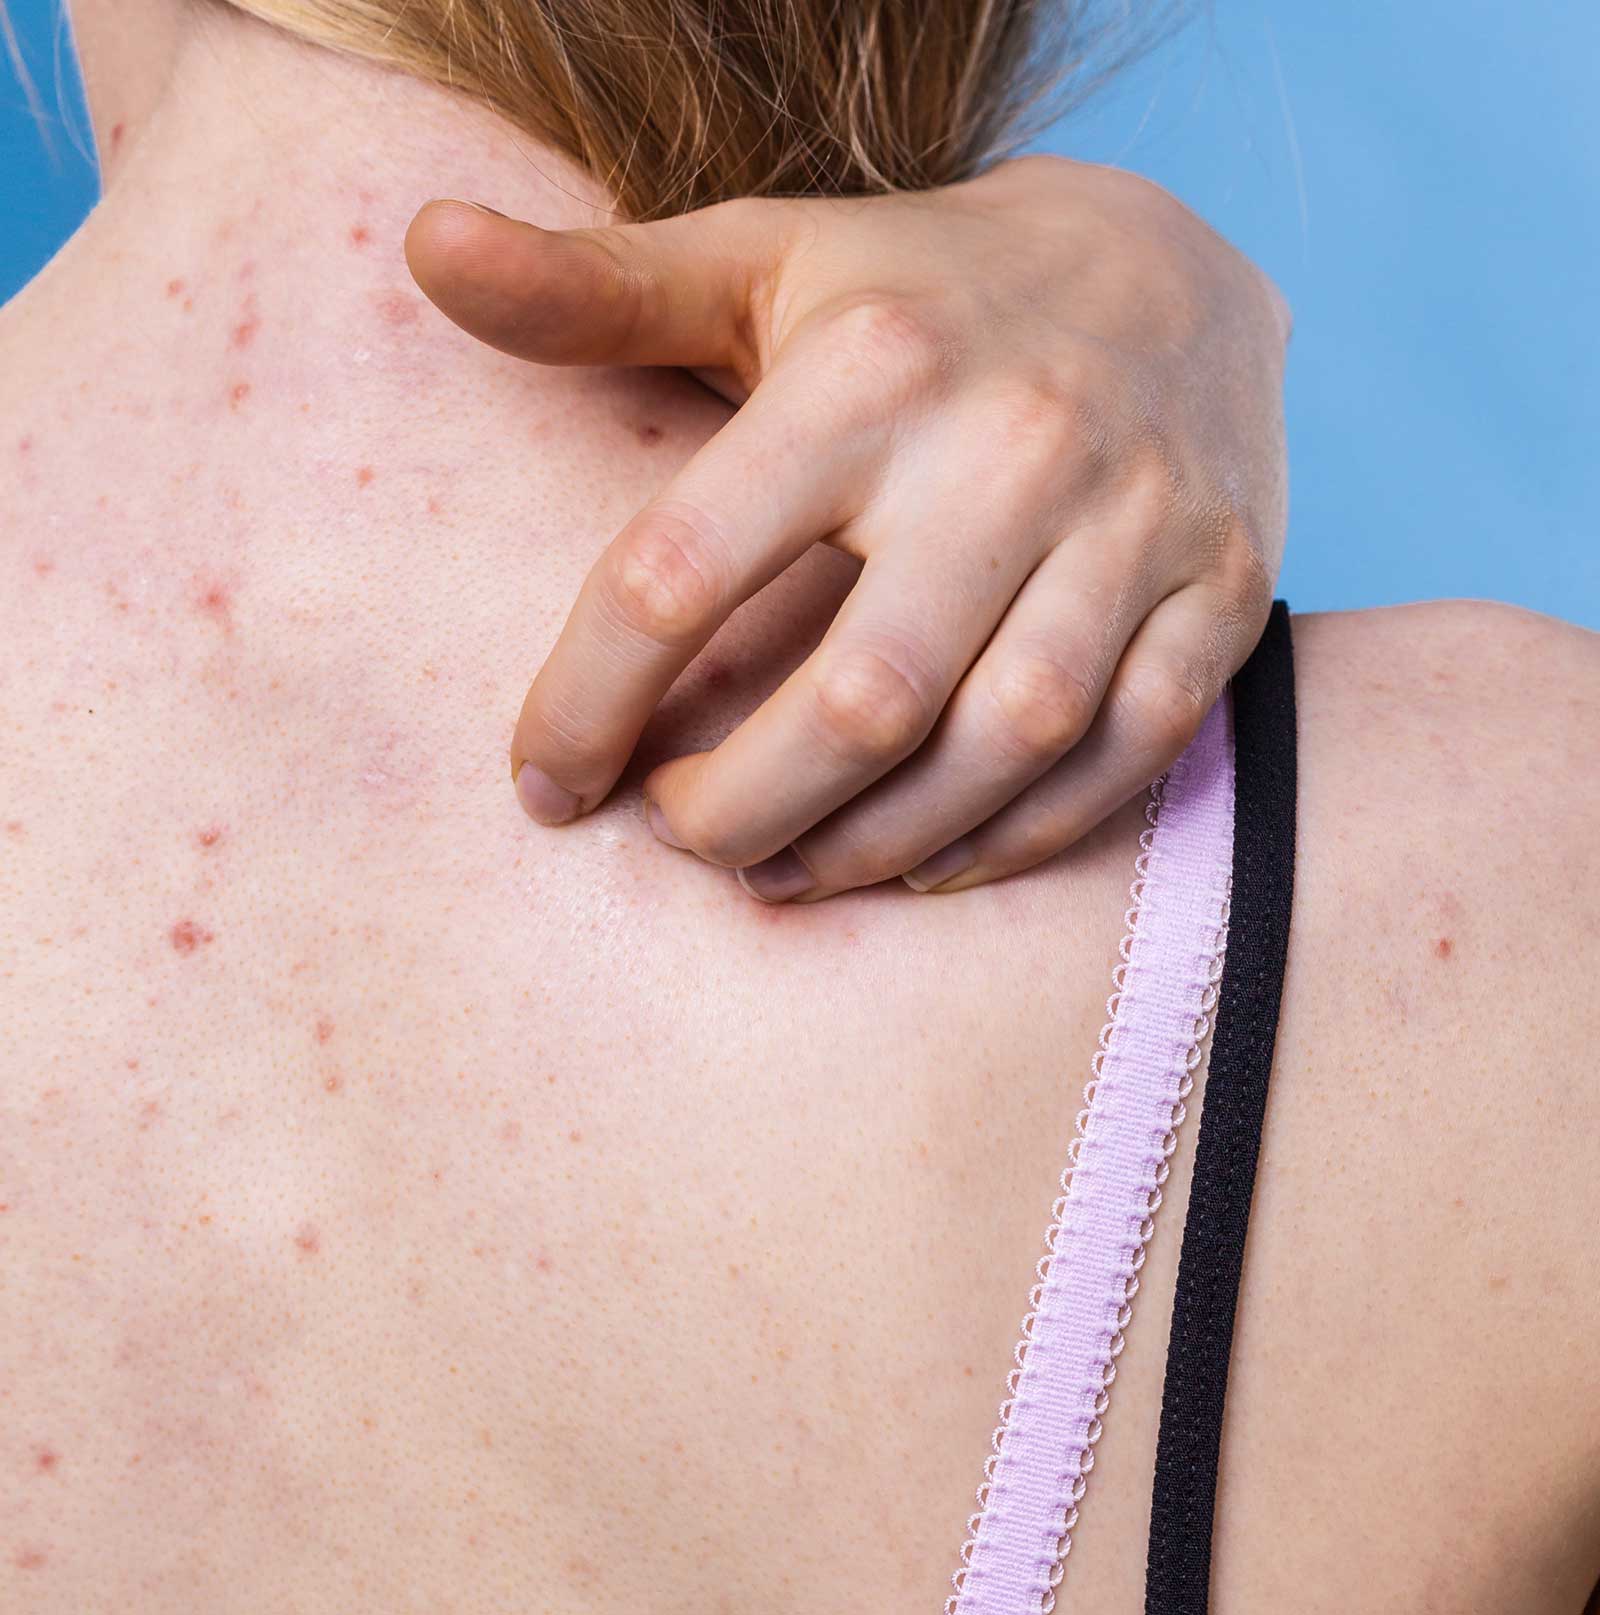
[459,200,509,219]
[643,795,688,849]
[515,761,582,825]
[902,837,977,893]
[736,848,814,904]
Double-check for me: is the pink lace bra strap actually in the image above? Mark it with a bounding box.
[950,695,1236,1615]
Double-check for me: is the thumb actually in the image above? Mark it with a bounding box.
[404,197,785,375]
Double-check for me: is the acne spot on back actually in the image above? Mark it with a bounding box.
[195,579,235,634]
[197,825,224,850]
[1433,936,1453,960]
[170,919,215,955]
[293,1225,322,1257]
[229,382,251,410]
[350,224,372,248]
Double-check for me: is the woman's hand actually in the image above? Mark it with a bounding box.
[405,156,1289,900]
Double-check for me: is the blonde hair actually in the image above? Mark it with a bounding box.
[214,0,1176,220]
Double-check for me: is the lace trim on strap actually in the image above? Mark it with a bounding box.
[946,696,1236,1615]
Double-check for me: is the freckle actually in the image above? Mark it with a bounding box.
[169,918,215,954]
[355,465,375,487]
[229,381,251,410]
[350,224,372,247]
[375,291,418,325]
[14,1548,48,1570]
[35,1448,59,1474]
[1434,937,1453,960]
[315,1018,336,1044]
[636,422,664,444]
[197,825,223,849]
[166,277,185,299]
[293,1224,321,1256]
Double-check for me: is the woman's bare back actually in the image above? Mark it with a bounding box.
[3,35,1598,1610]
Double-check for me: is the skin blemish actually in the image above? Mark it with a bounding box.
[14,1548,48,1571]
[125,1057,140,1071]
[230,297,260,350]
[636,422,664,445]
[166,277,186,299]
[5,820,25,837]
[374,291,419,326]
[323,1072,343,1094]
[568,1128,583,1144]
[137,1100,162,1131]
[1434,937,1453,960]
[169,919,215,955]
[349,224,372,248]
[355,465,375,488]
[315,1019,336,1044]
[197,825,224,849]
[534,1253,552,1273]
[229,382,251,410]
[293,1224,321,1257]
[110,121,125,151]
[32,559,54,578]
[35,1448,59,1474]
[196,579,234,634]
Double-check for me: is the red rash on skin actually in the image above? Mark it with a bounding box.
[375,292,418,326]
[170,919,215,954]
[231,297,261,349]
[229,382,251,410]
[350,224,372,247]
[197,580,234,633]
[1434,937,1454,960]
[355,466,375,487]
[294,1225,321,1256]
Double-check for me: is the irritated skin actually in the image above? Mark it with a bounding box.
[3,12,1599,1613]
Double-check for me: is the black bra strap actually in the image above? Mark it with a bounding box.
[1144,600,1298,1613]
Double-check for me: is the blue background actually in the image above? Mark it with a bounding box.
[4,1,1596,626]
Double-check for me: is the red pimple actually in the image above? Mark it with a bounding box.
[355,465,375,488]
[197,825,224,849]
[32,558,54,578]
[169,918,215,954]
[315,1018,335,1044]
[293,1224,321,1256]
[166,277,185,299]
[229,382,251,410]
[231,297,260,349]
[636,422,664,445]
[35,1448,59,1474]
[1434,937,1453,960]
[323,1072,343,1094]
[425,495,444,518]
[375,291,418,325]
[125,1056,140,1070]
[349,224,372,248]
[196,579,234,633]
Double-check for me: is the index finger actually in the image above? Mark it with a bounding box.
[510,360,883,822]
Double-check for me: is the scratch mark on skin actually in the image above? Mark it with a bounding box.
[170,919,215,955]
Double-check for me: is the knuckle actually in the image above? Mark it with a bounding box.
[980,374,1081,470]
[1119,439,1188,536]
[819,297,949,407]
[665,798,747,868]
[807,641,938,765]
[1121,661,1208,759]
[604,503,730,648]
[987,648,1099,761]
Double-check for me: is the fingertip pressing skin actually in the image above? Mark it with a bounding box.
[514,760,582,826]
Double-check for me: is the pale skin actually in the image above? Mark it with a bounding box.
[3,6,1599,1613]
